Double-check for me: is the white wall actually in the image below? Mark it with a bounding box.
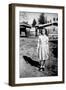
[0,0,66,90]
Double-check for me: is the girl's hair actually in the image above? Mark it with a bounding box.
[41,28,48,36]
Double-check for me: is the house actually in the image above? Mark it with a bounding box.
[20,22,31,37]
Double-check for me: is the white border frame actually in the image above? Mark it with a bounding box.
[15,6,63,84]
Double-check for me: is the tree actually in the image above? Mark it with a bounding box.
[38,13,46,24]
[32,19,36,27]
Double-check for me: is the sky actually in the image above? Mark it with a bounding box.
[19,11,58,25]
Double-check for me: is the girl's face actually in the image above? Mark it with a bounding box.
[42,29,45,35]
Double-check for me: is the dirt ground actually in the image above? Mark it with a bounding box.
[19,37,58,78]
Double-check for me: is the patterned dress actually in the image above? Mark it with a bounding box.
[37,35,49,60]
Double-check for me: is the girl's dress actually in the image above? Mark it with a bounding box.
[37,35,49,60]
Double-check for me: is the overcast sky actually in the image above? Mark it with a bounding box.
[19,11,58,25]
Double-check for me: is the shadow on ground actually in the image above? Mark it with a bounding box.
[19,38,58,77]
[23,56,40,68]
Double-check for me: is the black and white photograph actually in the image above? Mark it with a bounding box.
[9,4,64,86]
[19,12,58,78]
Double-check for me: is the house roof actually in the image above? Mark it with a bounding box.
[20,22,31,28]
[35,21,58,28]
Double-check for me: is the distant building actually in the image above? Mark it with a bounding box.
[20,22,31,37]
[20,21,58,41]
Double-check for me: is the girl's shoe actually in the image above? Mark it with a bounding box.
[39,65,44,72]
[42,65,45,69]
[42,67,45,71]
[40,65,43,68]
[39,68,43,71]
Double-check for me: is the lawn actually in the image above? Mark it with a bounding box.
[19,37,58,78]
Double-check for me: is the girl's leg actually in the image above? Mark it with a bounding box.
[43,60,45,66]
[39,60,46,71]
[42,60,45,69]
[40,60,43,68]
[39,60,43,71]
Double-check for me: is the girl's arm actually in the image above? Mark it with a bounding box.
[46,37,49,44]
[37,37,41,53]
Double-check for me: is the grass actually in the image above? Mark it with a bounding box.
[19,37,58,78]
